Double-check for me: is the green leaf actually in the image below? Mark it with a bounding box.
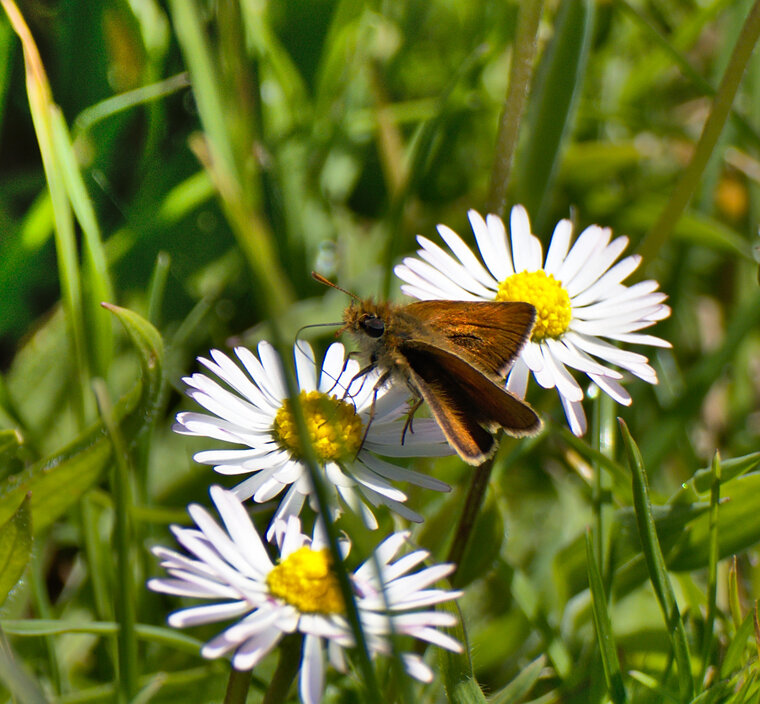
[101,303,165,439]
[621,419,694,702]
[585,532,627,704]
[672,451,760,501]
[438,600,486,704]
[721,610,755,679]
[0,306,163,534]
[668,473,760,572]
[0,633,51,704]
[49,105,113,378]
[490,654,546,704]
[0,495,32,606]
[0,428,23,472]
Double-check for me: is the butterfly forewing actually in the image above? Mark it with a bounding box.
[405,300,536,376]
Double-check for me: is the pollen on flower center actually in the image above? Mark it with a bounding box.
[272,390,364,463]
[497,270,572,341]
[266,546,345,614]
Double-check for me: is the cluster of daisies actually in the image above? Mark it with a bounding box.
[148,207,670,702]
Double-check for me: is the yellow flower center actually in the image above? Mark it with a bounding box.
[266,546,345,614]
[272,390,364,463]
[497,270,572,341]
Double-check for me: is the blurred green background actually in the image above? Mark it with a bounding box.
[1,0,760,702]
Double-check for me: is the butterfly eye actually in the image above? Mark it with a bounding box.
[360,315,385,338]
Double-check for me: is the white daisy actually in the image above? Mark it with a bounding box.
[148,486,463,704]
[394,207,671,436]
[174,341,452,536]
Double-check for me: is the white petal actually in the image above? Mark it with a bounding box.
[299,634,325,704]
[556,225,610,285]
[401,257,482,300]
[209,486,274,573]
[235,343,287,404]
[560,395,587,436]
[483,211,516,281]
[469,211,512,281]
[545,338,622,379]
[565,235,629,298]
[589,373,632,405]
[319,343,348,393]
[294,342,317,392]
[506,358,530,398]
[358,453,450,492]
[510,205,543,272]
[569,254,641,306]
[395,264,449,301]
[402,653,434,683]
[543,218,573,275]
[418,234,497,297]
[540,345,584,401]
[226,625,283,670]
[168,600,253,628]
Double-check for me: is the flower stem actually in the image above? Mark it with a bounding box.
[223,668,252,704]
[261,635,302,704]
[93,379,138,702]
[639,0,760,261]
[447,452,496,586]
[487,0,544,216]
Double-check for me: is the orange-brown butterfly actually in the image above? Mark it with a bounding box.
[313,272,542,465]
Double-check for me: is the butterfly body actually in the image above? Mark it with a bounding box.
[341,297,542,465]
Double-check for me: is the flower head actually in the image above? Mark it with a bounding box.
[148,486,463,703]
[395,207,671,435]
[174,342,452,536]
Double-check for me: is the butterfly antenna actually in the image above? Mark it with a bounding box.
[311,271,360,301]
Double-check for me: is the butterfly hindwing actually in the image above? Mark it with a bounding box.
[401,339,541,455]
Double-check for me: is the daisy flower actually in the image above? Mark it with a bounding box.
[174,341,452,536]
[148,486,463,704]
[394,207,671,435]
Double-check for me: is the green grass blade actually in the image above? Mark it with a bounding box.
[49,105,114,377]
[585,531,627,703]
[0,631,51,704]
[489,654,546,704]
[513,0,595,230]
[698,452,721,688]
[438,600,486,704]
[620,419,694,702]
[3,0,88,422]
[0,494,31,606]
[720,610,755,679]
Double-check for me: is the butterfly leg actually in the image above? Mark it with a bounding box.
[344,361,377,400]
[401,390,424,445]
[355,369,391,457]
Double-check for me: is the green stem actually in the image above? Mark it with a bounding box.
[639,0,760,261]
[93,379,138,703]
[260,635,302,704]
[447,449,497,586]
[224,668,253,704]
[487,0,545,216]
